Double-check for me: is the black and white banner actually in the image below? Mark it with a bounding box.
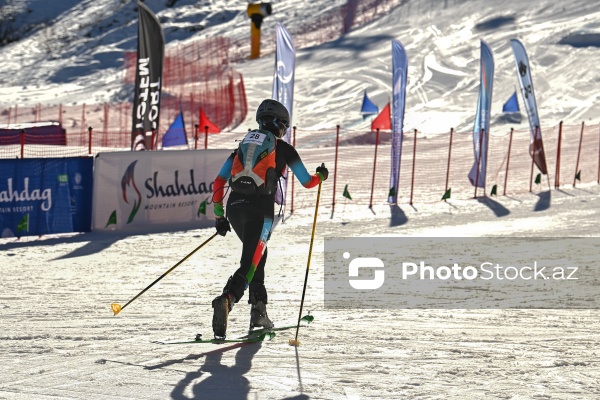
[131,1,165,151]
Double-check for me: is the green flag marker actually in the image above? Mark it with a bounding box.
[16,214,29,232]
[343,184,352,200]
[198,200,207,216]
[105,210,117,228]
[490,184,497,196]
[441,188,451,201]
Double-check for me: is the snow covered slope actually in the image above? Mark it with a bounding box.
[1,0,600,132]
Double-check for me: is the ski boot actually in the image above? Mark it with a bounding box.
[250,300,274,330]
[212,292,235,339]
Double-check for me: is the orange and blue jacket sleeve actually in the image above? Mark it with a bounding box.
[283,142,324,188]
[213,152,235,217]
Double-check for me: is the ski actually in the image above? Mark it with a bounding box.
[240,314,314,340]
[153,331,275,345]
[153,315,314,345]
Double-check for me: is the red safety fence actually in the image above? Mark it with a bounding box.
[1,121,598,209]
[0,70,247,150]
[117,0,395,131]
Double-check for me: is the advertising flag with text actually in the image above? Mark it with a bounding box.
[510,39,548,175]
[468,40,494,188]
[131,1,165,151]
[389,40,408,203]
[272,23,295,205]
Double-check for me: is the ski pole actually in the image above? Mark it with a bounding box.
[111,232,218,316]
[289,177,322,347]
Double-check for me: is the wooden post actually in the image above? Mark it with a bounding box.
[503,128,514,195]
[204,125,208,149]
[290,126,297,214]
[555,121,563,188]
[444,128,454,196]
[88,127,93,155]
[331,125,340,216]
[194,124,199,150]
[368,128,380,209]
[573,121,584,187]
[20,129,25,159]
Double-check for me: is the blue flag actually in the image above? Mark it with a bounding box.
[162,112,187,147]
[468,40,494,188]
[502,91,519,113]
[389,39,408,204]
[360,90,378,116]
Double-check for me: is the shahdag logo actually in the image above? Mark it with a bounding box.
[345,252,385,290]
[121,160,142,224]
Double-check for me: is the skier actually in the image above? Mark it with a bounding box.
[211,99,328,339]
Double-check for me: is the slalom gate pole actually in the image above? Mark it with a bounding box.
[573,121,584,187]
[444,128,454,197]
[111,232,218,316]
[289,178,323,347]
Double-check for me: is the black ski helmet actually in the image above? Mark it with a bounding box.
[256,99,290,137]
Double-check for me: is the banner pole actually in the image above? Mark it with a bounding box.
[409,129,417,205]
[474,129,484,198]
[369,129,380,209]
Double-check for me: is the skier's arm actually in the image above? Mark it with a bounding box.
[213,151,235,217]
[280,141,326,188]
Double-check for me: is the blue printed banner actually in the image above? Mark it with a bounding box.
[468,40,494,188]
[0,158,93,237]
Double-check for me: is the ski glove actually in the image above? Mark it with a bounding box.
[215,217,231,236]
[316,163,329,181]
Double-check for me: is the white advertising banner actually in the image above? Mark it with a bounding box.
[92,149,231,231]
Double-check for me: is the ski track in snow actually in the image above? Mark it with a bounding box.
[2,186,600,399]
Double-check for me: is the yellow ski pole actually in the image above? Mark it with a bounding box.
[111,232,218,316]
[289,178,322,346]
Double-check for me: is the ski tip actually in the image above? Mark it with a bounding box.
[289,339,301,347]
[111,303,122,316]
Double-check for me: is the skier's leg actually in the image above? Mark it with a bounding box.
[213,200,272,337]
[247,222,273,329]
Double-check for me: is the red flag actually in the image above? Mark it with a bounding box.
[371,102,391,131]
[199,108,220,133]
